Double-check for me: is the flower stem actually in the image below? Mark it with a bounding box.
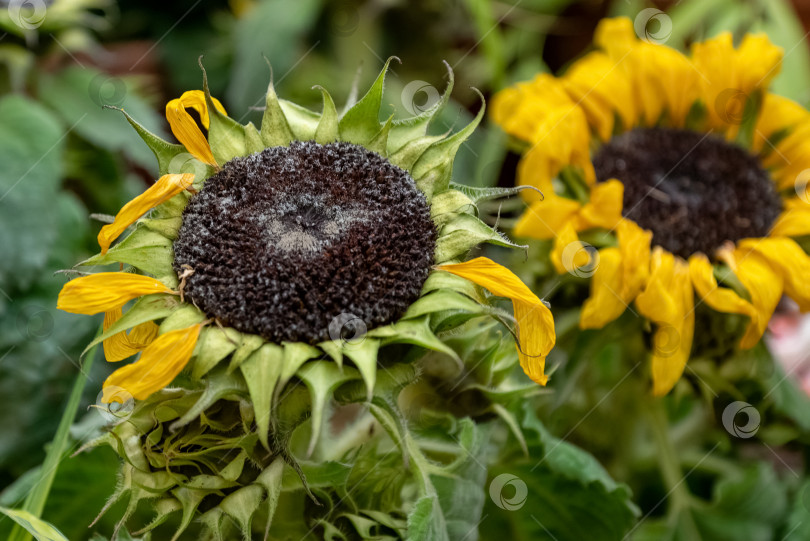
[646,397,691,516]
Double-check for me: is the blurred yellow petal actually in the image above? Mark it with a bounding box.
[576,179,624,230]
[102,308,159,363]
[57,273,172,315]
[563,51,637,139]
[771,200,810,237]
[513,197,581,240]
[739,238,810,311]
[102,324,201,402]
[636,247,678,322]
[492,74,592,195]
[166,90,226,167]
[594,17,636,58]
[98,174,194,254]
[551,222,590,275]
[633,249,695,395]
[736,34,783,92]
[617,219,652,300]
[438,257,555,385]
[732,247,784,349]
[688,254,754,317]
[651,259,694,396]
[580,247,628,329]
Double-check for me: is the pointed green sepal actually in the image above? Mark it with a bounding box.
[109,106,186,175]
[80,227,175,282]
[411,88,486,191]
[240,343,284,450]
[388,60,454,153]
[296,361,360,457]
[260,60,295,147]
[339,56,399,145]
[366,113,394,155]
[199,58,247,165]
[314,85,339,144]
[244,121,265,154]
[342,338,381,402]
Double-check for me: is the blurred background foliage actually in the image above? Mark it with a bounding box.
[2,0,810,539]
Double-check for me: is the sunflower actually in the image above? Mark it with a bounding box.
[491,18,810,396]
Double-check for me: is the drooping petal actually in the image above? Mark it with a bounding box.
[729,247,784,349]
[616,219,652,300]
[580,247,628,329]
[165,90,227,167]
[438,257,556,385]
[738,238,810,311]
[650,259,694,396]
[101,324,201,402]
[514,196,581,240]
[688,253,754,317]
[98,174,195,254]
[102,308,159,363]
[635,249,695,395]
[57,273,173,315]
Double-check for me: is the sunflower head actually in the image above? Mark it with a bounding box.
[59,59,557,538]
[493,17,810,396]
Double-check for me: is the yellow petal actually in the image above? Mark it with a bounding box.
[102,308,159,363]
[576,179,624,230]
[635,247,678,323]
[651,259,694,396]
[616,219,652,300]
[736,34,783,93]
[563,51,637,139]
[738,237,810,311]
[732,247,784,349]
[688,253,754,317]
[57,273,172,315]
[513,197,581,240]
[102,324,201,402]
[771,200,810,238]
[166,90,226,167]
[594,17,637,58]
[98,174,194,254]
[172,90,227,130]
[550,221,591,275]
[438,257,556,385]
[580,247,628,329]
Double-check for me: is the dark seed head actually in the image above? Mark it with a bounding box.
[173,141,436,344]
[593,127,782,259]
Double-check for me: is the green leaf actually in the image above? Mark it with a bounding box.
[0,95,64,290]
[227,0,323,116]
[480,403,638,541]
[192,326,241,380]
[39,67,168,172]
[691,463,788,541]
[1,508,68,541]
